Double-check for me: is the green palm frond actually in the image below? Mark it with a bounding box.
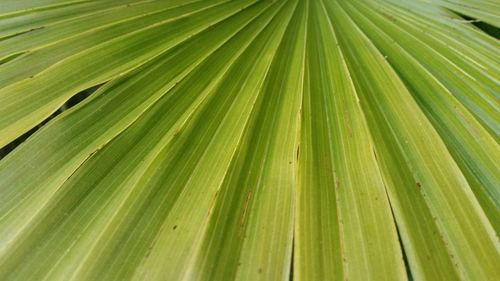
[0,0,498,280]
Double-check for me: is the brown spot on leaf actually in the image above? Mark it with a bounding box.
[239,190,253,237]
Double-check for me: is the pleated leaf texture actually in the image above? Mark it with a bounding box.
[0,0,499,280]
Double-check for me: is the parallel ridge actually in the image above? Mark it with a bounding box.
[0,0,498,280]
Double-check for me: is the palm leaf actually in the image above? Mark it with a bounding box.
[0,0,498,280]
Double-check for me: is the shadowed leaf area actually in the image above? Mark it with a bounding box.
[0,0,498,280]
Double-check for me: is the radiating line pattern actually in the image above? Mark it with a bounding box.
[0,0,498,280]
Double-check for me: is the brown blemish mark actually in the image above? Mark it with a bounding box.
[29,26,45,32]
[144,225,165,258]
[207,190,220,216]
[381,12,397,22]
[172,225,177,230]
[454,106,481,136]
[239,190,253,237]
[343,102,353,137]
